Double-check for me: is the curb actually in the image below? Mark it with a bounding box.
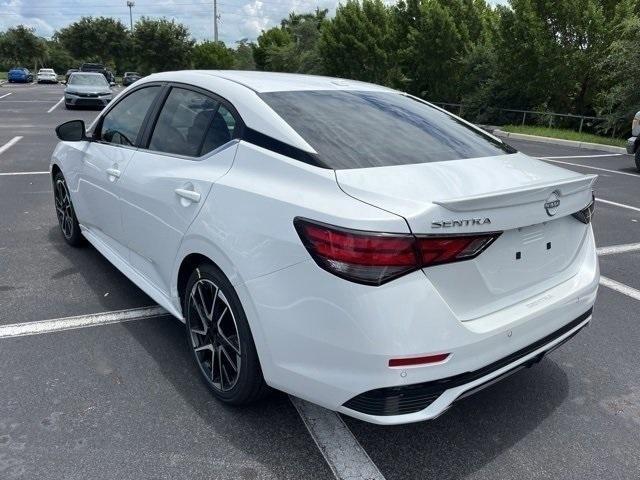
[492,129,627,154]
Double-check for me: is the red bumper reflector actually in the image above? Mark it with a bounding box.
[389,353,450,367]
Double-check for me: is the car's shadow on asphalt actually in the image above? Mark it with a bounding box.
[343,359,569,479]
[122,315,332,476]
[47,226,156,311]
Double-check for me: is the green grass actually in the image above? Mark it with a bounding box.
[501,125,626,148]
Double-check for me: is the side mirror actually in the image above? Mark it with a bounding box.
[56,120,87,142]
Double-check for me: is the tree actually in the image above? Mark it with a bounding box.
[233,39,256,70]
[253,8,327,73]
[55,17,130,71]
[192,41,235,69]
[0,25,47,70]
[489,0,607,114]
[597,0,640,133]
[253,27,292,70]
[319,0,397,84]
[44,40,77,72]
[132,17,194,73]
[400,0,470,101]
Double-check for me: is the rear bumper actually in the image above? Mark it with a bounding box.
[627,137,636,155]
[243,226,599,425]
[342,308,591,420]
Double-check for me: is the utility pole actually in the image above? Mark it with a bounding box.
[213,0,219,42]
[127,1,135,32]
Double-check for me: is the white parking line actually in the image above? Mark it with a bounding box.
[47,96,65,113]
[0,171,49,176]
[597,242,640,256]
[0,303,385,478]
[599,276,640,302]
[0,92,12,100]
[290,396,386,480]
[0,306,167,338]
[0,136,23,155]
[542,159,640,177]
[596,198,640,213]
[540,154,624,159]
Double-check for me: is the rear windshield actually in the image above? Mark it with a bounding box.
[259,90,515,169]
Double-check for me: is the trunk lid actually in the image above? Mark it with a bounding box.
[335,153,597,320]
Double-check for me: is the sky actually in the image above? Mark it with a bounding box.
[0,0,509,45]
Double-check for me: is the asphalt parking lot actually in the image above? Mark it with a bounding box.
[1,83,639,480]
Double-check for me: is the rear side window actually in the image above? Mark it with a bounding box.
[101,86,160,146]
[259,90,515,169]
[149,87,236,157]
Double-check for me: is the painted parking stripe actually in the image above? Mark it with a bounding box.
[290,396,386,480]
[596,198,640,213]
[542,159,639,177]
[0,92,12,100]
[0,136,22,155]
[540,154,624,159]
[0,171,49,176]
[0,306,167,339]
[1,304,386,479]
[597,242,640,256]
[47,96,65,113]
[600,276,640,302]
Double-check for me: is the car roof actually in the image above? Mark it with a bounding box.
[127,70,399,154]
[71,72,104,76]
[143,70,394,94]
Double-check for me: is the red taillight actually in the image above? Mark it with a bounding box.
[294,218,501,286]
[389,353,450,367]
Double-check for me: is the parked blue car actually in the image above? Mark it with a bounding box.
[8,67,33,83]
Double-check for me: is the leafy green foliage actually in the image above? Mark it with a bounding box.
[55,17,130,71]
[0,25,47,70]
[132,17,194,74]
[319,0,396,84]
[193,41,235,69]
[0,0,638,138]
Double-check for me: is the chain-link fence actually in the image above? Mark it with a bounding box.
[429,102,622,139]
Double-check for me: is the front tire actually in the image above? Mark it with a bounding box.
[635,148,640,172]
[184,263,269,405]
[53,171,84,246]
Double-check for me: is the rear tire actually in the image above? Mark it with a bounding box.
[53,171,85,247]
[635,148,640,172]
[183,263,269,405]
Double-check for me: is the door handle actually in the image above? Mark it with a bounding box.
[105,168,121,178]
[175,188,201,203]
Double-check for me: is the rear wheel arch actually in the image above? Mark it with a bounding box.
[177,253,216,310]
[51,163,62,180]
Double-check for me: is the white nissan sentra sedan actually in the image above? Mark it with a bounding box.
[50,71,598,425]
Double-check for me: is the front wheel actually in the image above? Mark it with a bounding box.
[184,263,269,405]
[53,171,84,246]
[635,149,640,172]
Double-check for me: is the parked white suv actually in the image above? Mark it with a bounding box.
[626,111,640,171]
[37,68,57,84]
[50,71,599,425]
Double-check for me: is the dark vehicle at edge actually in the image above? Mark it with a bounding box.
[122,71,142,86]
[79,63,115,84]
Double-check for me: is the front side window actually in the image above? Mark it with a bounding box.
[260,90,516,169]
[100,86,160,146]
[148,87,236,157]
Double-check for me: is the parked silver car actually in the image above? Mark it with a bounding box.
[64,72,113,109]
[626,111,640,171]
